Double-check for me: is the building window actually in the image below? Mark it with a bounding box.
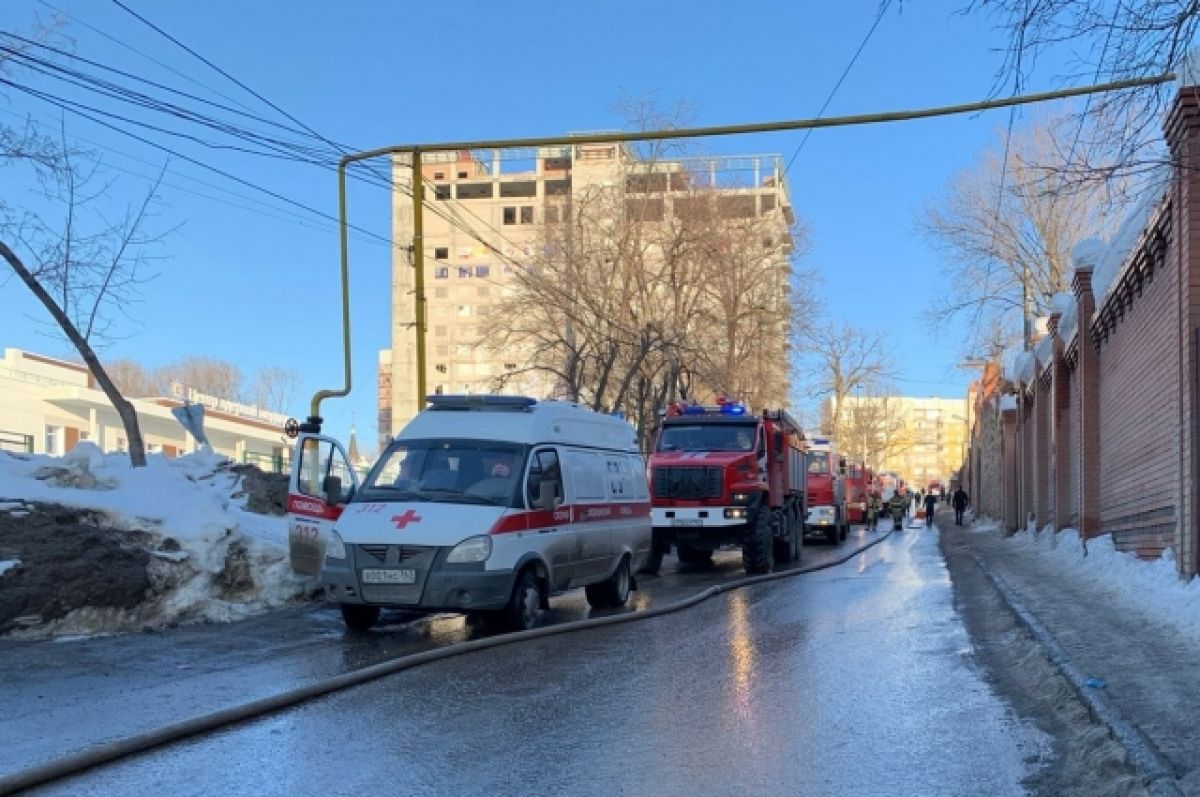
[434,287,449,298]
[458,267,472,279]
[545,206,559,224]
[458,305,472,317]
[477,286,491,297]
[434,325,447,337]
[457,171,468,179]
[433,171,445,180]
[434,185,451,200]
[505,363,518,370]
[436,364,447,373]
[475,265,490,278]
[434,267,449,279]
[476,305,491,317]
[435,384,445,395]
[434,247,448,260]
[44,425,62,455]
[502,206,517,225]
[520,206,534,224]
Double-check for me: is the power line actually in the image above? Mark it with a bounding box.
[785,0,893,174]
[1,77,394,246]
[35,0,266,118]
[0,106,364,238]
[110,0,353,159]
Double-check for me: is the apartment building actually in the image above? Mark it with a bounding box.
[380,141,797,439]
[828,395,969,488]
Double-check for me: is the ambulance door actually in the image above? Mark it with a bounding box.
[566,449,612,582]
[287,433,360,576]
[524,446,573,590]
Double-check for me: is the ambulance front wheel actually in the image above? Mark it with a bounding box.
[340,604,380,632]
[490,567,543,632]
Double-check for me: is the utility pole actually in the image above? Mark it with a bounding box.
[1022,260,1033,351]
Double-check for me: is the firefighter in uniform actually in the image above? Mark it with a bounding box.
[866,491,882,531]
[888,491,909,530]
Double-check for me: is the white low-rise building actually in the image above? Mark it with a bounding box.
[0,348,292,471]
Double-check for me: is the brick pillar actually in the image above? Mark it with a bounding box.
[1073,263,1101,539]
[1020,391,1035,531]
[1001,405,1019,533]
[1165,86,1200,576]
[1034,361,1052,529]
[1049,314,1073,529]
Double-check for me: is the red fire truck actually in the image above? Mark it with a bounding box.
[844,462,873,525]
[804,436,849,544]
[645,399,806,575]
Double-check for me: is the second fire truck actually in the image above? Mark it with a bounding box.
[645,400,806,575]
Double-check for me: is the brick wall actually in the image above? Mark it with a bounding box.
[1095,218,1179,558]
[964,87,1200,576]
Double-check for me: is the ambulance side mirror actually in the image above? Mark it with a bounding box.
[536,480,558,510]
[323,474,344,505]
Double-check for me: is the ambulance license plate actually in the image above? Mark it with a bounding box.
[671,519,702,527]
[361,568,416,585]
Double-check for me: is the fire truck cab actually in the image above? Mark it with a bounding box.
[804,436,849,544]
[646,400,806,575]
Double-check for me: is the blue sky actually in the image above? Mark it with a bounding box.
[0,0,1072,448]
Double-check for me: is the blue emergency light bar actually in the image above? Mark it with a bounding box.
[679,402,748,416]
[427,394,537,411]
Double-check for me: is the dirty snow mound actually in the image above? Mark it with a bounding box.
[0,447,305,637]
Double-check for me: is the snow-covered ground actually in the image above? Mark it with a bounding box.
[974,517,1200,641]
[0,443,304,636]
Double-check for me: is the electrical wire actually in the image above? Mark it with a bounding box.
[785,0,893,174]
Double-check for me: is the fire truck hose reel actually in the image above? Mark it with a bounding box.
[0,531,894,796]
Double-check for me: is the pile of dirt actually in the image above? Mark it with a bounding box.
[229,463,288,516]
[0,502,167,634]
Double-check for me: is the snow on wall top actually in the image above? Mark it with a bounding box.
[1052,291,1079,345]
[1033,333,1053,367]
[1090,167,1171,309]
[1000,344,1022,381]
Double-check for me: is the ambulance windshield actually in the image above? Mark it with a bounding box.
[657,423,757,452]
[360,439,527,507]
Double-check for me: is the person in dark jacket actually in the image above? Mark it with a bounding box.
[952,487,969,525]
[923,490,937,527]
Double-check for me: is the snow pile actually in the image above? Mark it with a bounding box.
[970,517,1002,535]
[0,446,304,636]
[1009,527,1200,640]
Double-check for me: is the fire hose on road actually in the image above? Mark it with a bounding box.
[0,531,895,795]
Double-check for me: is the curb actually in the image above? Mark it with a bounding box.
[0,530,894,795]
[971,554,1183,797]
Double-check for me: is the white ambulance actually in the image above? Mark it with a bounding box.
[287,395,652,632]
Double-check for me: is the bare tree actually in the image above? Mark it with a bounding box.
[2,128,167,467]
[156,356,244,400]
[106,359,160,397]
[252,365,301,413]
[800,322,889,436]
[919,117,1121,353]
[837,388,914,470]
[969,0,1196,195]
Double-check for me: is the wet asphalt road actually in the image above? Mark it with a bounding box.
[1,529,864,778]
[8,526,1049,796]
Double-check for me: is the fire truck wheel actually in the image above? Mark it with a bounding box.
[339,604,380,632]
[676,544,713,567]
[743,511,774,574]
[586,556,631,609]
[638,547,663,575]
[825,517,840,546]
[772,510,797,564]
